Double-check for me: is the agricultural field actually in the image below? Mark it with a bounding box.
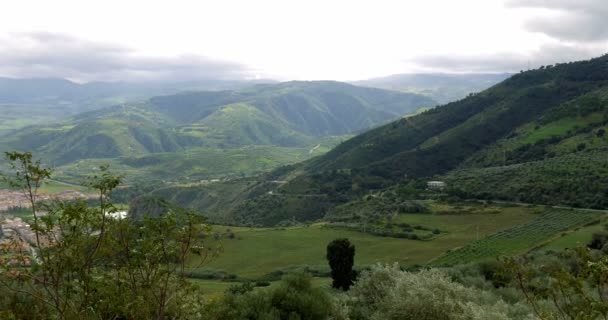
[188,203,545,280]
[539,221,606,252]
[432,209,602,266]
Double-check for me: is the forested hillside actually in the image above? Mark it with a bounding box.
[152,55,608,225]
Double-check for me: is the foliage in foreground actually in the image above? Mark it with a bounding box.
[336,264,533,320]
[505,248,608,320]
[0,152,217,319]
[205,273,333,320]
[203,264,534,320]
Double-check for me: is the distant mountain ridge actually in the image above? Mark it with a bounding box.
[0,77,277,134]
[354,73,511,103]
[0,77,275,105]
[1,81,435,165]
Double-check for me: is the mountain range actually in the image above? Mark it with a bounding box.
[0,81,435,166]
[149,55,608,225]
[0,73,509,135]
[0,77,275,134]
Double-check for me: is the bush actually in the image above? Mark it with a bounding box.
[336,264,533,320]
[206,273,332,320]
[588,232,608,250]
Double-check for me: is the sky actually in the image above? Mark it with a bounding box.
[0,0,606,82]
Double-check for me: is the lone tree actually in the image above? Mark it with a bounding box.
[326,238,355,290]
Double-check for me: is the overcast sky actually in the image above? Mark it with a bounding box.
[0,0,606,82]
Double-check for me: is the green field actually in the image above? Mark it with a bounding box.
[540,221,605,251]
[190,204,543,279]
[432,209,602,265]
[39,180,91,194]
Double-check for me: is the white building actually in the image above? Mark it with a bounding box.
[427,181,447,190]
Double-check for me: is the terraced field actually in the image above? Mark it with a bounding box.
[432,209,602,266]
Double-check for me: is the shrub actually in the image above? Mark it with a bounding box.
[588,232,608,250]
[206,273,332,320]
[337,264,532,320]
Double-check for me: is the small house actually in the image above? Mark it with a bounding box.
[427,181,447,190]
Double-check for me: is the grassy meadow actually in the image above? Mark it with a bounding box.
[191,203,547,279]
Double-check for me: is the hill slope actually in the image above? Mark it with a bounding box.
[1,81,434,165]
[153,55,608,225]
[309,56,608,178]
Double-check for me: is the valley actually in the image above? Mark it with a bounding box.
[3,1,608,318]
[2,54,608,319]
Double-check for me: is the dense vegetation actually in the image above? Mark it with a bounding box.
[155,55,608,225]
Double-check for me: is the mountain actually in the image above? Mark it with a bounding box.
[309,59,608,178]
[354,73,511,104]
[1,81,435,166]
[154,55,608,226]
[0,77,276,134]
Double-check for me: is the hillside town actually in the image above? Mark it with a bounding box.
[0,188,94,267]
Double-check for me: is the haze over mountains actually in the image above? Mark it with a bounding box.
[0,77,276,134]
[354,73,511,104]
[0,73,513,135]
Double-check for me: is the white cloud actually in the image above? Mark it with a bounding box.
[409,43,606,73]
[506,0,608,42]
[0,33,251,82]
[0,0,606,80]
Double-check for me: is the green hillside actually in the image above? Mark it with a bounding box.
[151,55,608,225]
[1,105,183,164]
[309,58,608,177]
[1,81,433,166]
[54,141,344,186]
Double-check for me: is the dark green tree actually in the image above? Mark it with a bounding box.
[326,238,355,290]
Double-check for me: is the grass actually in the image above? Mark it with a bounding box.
[517,115,597,145]
[38,180,90,194]
[432,209,602,266]
[190,204,541,279]
[540,222,605,251]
